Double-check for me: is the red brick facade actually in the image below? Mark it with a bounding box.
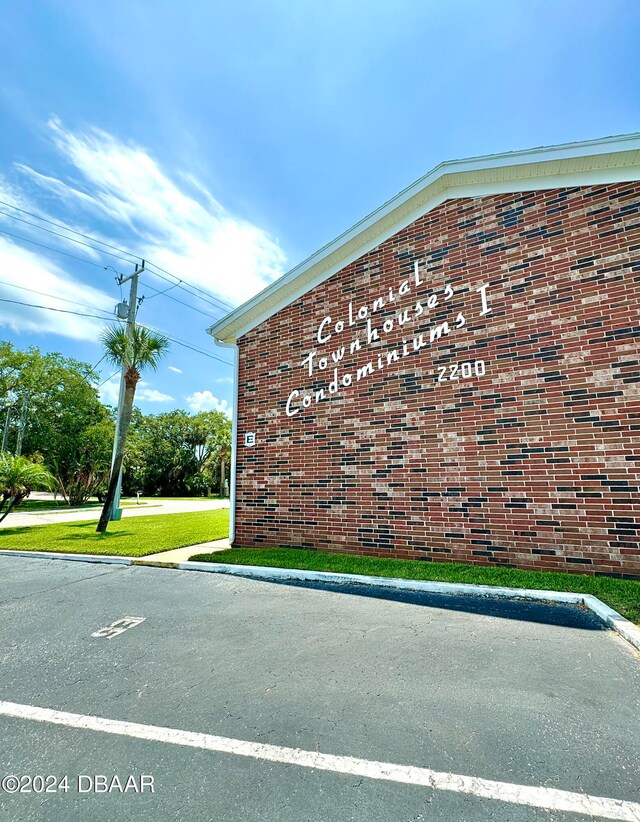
[234,183,640,578]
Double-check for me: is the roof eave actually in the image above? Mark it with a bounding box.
[208,133,640,344]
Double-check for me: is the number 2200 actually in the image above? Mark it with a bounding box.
[437,360,486,383]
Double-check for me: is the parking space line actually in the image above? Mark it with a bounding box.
[0,700,638,820]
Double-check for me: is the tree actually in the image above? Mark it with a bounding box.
[0,342,28,452]
[126,410,198,496]
[119,406,146,497]
[188,410,231,495]
[53,419,115,507]
[96,325,169,532]
[121,409,232,497]
[0,342,27,402]
[197,411,231,495]
[23,362,114,506]
[4,346,114,505]
[0,453,55,522]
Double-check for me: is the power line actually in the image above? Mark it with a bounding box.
[97,370,120,389]
[139,278,220,319]
[0,296,233,366]
[0,296,113,321]
[0,199,235,311]
[92,352,108,371]
[137,320,232,365]
[149,270,233,313]
[0,208,137,266]
[0,220,232,316]
[0,222,229,320]
[0,199,141,264]
[144,261,234,309]
[0,278,114,316]
[0,226,123,271]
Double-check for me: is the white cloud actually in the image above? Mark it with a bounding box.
[137,388,174,403]
[16,118,287,306]
[185,390,230,415]
[168,365,182,373]
[0,177,27,210]
[98,376,121,405]
[99,376,173,405]
[0,237,114,340]
[0,118,287,353]
[13,164,104,220]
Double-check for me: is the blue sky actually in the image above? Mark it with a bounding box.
[0,0,638,416]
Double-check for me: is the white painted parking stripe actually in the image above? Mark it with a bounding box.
[0,701,638,820]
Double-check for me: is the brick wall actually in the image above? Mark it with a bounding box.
[234,183,640,578]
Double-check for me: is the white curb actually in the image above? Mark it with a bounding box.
[0,550,132,565]
[580,594,640,653]
[179,561,640,653]
[1,549,638,653]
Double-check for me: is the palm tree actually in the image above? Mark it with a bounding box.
[97,325,169,532]
[0,453,56,522]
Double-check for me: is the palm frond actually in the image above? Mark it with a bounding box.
[100,326,131,369]
[0,454,56,496]
[131,326,171,372]
[99,325,170,373]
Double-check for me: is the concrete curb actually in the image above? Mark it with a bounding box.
[580,593,640,653]
[0,550,132,565]
[178,561,640,654]
[2,549,639,653]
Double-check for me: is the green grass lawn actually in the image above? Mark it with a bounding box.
[0,509,229,557]
[190,546,640,626]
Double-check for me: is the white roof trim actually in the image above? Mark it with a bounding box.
[208,133,640,344]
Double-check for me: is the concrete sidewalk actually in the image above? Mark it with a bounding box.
[143,538,230,563]
[0,498,230,529]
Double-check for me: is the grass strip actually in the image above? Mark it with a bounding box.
[190,547,640,626]
[0,510,229,558]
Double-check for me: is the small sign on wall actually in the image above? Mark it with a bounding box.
[244,432,256,447]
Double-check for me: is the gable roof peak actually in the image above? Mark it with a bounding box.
[209,132,640,344]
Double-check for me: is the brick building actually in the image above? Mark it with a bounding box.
[209,135,640,578]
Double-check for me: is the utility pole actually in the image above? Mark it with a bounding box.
[108,260,144,521]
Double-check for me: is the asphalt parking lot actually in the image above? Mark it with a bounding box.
[0,555,639,822]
